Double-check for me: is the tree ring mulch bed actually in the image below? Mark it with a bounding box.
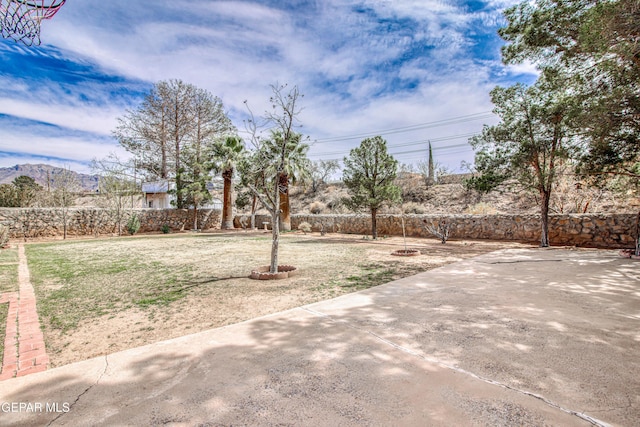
[619,249,640,260]
[250,265,298,280]
[391,249,420,257]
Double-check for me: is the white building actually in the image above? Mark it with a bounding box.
[141,180,222,210]
[142,181,174,209]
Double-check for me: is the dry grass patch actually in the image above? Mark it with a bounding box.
[26,232,529,367]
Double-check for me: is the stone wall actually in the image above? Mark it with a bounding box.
[0,208,221,239]
[2,207,636,248]
[239,213,638,248]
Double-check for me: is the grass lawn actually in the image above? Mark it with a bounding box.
[0,246,19,293]
[25,232,526,367]
[0,246,19,365]
[0,302,7,362]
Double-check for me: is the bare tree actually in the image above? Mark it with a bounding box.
[243,84,308,273]
[50,167,82,240]
[92,155,141,236]
[114,79,234,210]
[310,159,339,193]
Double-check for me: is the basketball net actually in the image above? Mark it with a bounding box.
[0,0,66,46]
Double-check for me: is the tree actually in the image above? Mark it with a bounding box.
[114,79,235,210]
[0,176,42,207]
[266,131,310,231]
[92,156,141,236]
[236,154,263,230]
[0,183,18,207]
[309,159,340,193]
[50,167,82,240]
[468,76,576,247]
[500,0,640,182]
[12,176,42,207]
[417,142,437,187]
[342,136,402,239]
[213,136,245,229]
[114,82,172,181]
[243,83,308,273]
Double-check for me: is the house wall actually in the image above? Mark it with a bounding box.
[145,194,172,209]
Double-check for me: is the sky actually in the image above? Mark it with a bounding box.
[0,0,537,175]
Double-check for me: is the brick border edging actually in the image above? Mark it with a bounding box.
[0,244,48,380]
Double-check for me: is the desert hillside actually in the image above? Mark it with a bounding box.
[285,174,639,216]
[2,163,637,214]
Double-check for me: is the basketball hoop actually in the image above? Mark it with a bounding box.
[0,0,66,46]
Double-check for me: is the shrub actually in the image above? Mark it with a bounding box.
[309,201,326,214]
[298,221,312,234]
[423,219,450,244]
[403,202,425,214]
[126,214,141,235]
[464,202,497,214]
[0,224,9,248]
[161,224,170,234]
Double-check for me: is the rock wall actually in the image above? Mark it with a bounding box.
[239,213,638,248]
[0,208,221,239]
[2,207,635,248]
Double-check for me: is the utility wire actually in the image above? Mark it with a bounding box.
[308,134,478,159]
[312,111,493,143]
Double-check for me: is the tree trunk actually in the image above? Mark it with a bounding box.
[540,189,551,247]
[371,207,378,240]
[221,168,234,229]
[279,173,291,231]
[250,195,257,229]
[635,212,640,256]
[193,205,198,230]
[270,180,281,273]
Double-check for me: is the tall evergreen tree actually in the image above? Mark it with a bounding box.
[114,79,235,209]
[468,75,577,247]
[500,0,640,181]
[342,136,401,239]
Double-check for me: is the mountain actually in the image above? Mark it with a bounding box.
[0,164,99,191]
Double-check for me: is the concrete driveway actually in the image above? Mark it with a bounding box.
[0,248,638,426]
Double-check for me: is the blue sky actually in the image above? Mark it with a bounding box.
[0,0,537,174]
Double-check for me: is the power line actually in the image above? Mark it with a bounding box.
[312,111,493,143]
[308,133,478,159]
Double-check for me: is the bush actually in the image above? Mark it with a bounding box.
[403,202,425,214]
[161,224,170,234]
[298,221,312,234]
[309,201,326,214]
[126,214,141,235]
[0,224,9,248]
[464,202,497,214]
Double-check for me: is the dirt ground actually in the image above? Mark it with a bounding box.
[25,232,532,367]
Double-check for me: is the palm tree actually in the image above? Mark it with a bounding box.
[263,132,310,231]
[213,136,245,229]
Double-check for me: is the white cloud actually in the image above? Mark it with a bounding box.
[1,0,529,174]
[505,60,540,77]
[0,98,124,135]
[0,129,126,171]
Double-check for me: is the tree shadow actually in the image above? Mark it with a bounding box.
[0,248,637,426]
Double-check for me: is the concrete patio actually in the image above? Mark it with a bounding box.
[0,248,638,426]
